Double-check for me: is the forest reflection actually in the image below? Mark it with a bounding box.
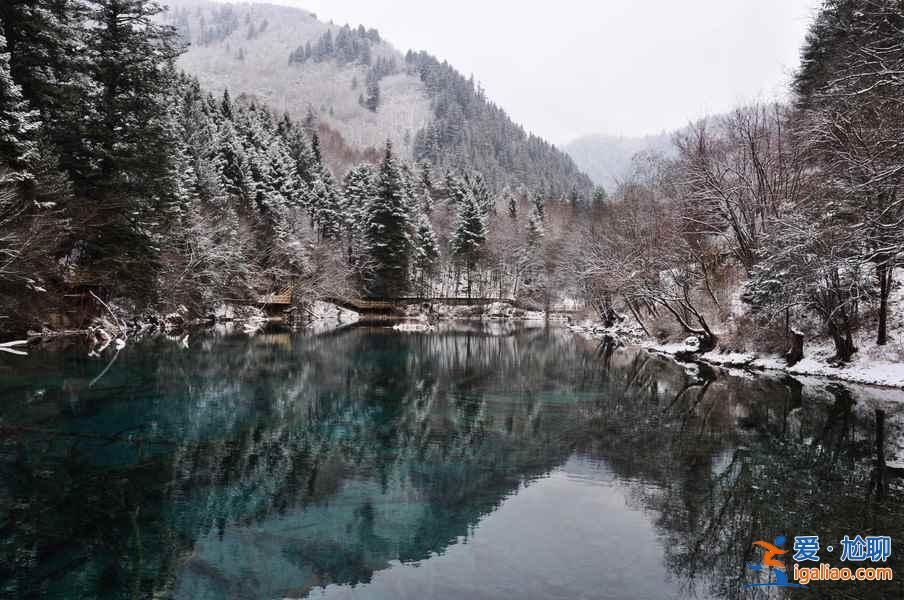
[0,324,902,599]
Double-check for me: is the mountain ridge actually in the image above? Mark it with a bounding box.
[564,131,675,192]
[163,0,593,196]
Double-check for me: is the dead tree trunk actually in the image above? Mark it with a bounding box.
[785,330,804,366]
[877,260,891,346]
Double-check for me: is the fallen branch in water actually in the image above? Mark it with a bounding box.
[0,339,28,356]
[89,346,121,388]
[89,291,128,342]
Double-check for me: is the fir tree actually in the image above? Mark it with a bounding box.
[592,186,608,204]
[364,141,413,296]
[310,131,322,166]
[279,113,317,186]
[467,171,492,214]
[365,75,380,112]
[341,164,375,269]
[526,204,544,248]
[417,160,433,196]
[311,169,345,241]
[218,118,254,203]
[506,189,517,220]
[0,32,40,177]
[450,186,487,298]
[0,0,93,180]
[568,184,581,208]
[221,89,233,120]
[343,164,375,229]
[445,173,468,205]
[84,0,180,197]
[532,192,545,223]
[412,211,439,296]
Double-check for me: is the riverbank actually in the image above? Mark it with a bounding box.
[568,320,904,392]
[9,299,564,355]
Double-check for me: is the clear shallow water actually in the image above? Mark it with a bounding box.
[1,324,903,599]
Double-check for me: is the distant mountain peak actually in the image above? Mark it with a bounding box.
[563,132,675,192]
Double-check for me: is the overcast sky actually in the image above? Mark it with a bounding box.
[242,0,822,145]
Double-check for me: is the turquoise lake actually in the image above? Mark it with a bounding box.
[1,324,902,599]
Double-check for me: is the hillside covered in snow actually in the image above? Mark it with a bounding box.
[164,0,593,196]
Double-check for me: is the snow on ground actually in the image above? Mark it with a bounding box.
[403,302,548,321]
[567,318,646,344]
[569,320,904,392]
[303,301,361,335]
[308,300,360,324]
[393,321,434,332]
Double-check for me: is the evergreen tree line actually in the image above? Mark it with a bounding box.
[0,0,586,334]
[172,3,241,47]
[289,24,381,66]
[287,21,595,198]
[405,50,594,200]
[289,26,394,114]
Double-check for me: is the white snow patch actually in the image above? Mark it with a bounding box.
[393,321,434,332]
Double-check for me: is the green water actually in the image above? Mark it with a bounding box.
[1,324,902,599]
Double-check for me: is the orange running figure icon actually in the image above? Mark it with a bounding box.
[753,539,788,569]
[744,535,805,588]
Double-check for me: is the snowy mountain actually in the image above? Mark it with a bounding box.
[564,132,674,192]
[162,0,593,196]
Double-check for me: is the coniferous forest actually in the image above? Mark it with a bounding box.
[0,0,588,337]
[0,0,903,377]
[3,2,904,600]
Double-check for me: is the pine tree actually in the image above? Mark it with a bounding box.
[279,113,317,186]
[0,0,93,179]
[450,186,487,298]
[412,211,439,295]
[364,141,413,296]
[84,0,180,197]
[343,164,375,230]
[341,164,374,270]
[0,31,40,178]
[181,81,228,207]
[592,186,608,204]
[467,171,492,214]
[526,204,544,248]
[311,169,345,241]
[310,131,322,166]
[503,188,517,220]
[417,160,433,196]
[220,89,233,120]
[218,118,254,203]
[532,192,545,222]
[445,172,468,205]
[365,75,380,112]
[167,137,200,223]
[568,184,581,208]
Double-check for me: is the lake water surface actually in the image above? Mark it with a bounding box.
[1,324,903,599]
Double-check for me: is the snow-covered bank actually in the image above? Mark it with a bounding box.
[568,319,904,392]
[400,301,549,321]
[301,301,361,335]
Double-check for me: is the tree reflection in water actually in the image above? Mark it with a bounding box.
[0,324,901,598]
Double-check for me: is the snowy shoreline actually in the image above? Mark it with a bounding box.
[568,321,904,392]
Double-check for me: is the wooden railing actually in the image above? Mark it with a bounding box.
[258,288,292,306]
